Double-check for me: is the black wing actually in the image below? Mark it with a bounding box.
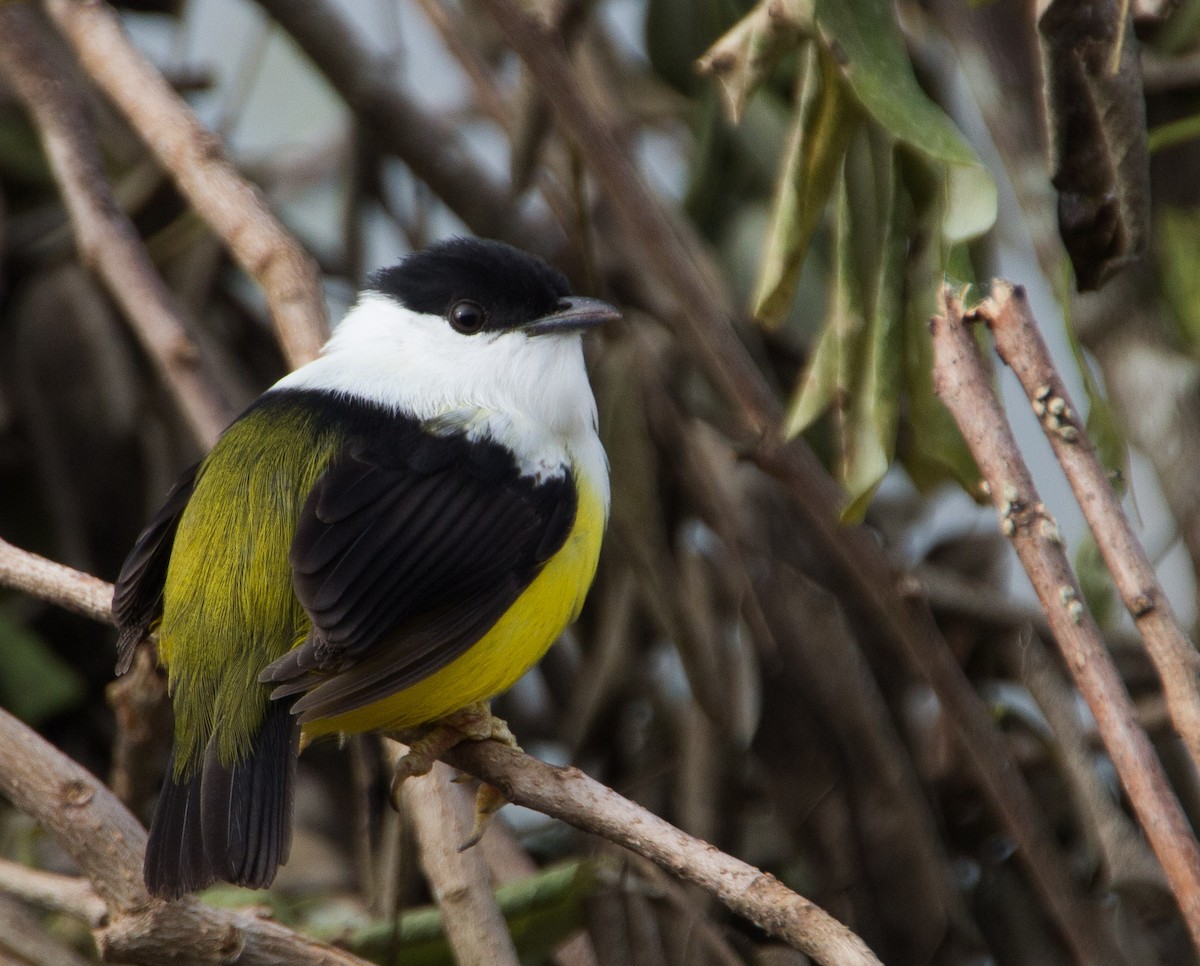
[260,427,575,722]
[112,463,200,674]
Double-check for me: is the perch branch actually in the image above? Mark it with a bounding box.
[441,740,882,965]
[932,284,1200,949]
[978,281,1200,780]
[44,0,329,369]
[0,5,229,446]
[0,537,881,966]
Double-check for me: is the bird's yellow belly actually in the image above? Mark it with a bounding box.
[303,478,605,738]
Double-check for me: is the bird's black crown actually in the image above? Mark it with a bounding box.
[369,238,571,332]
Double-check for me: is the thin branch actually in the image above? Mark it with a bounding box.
[392,749,521,966]
[933,284,1200,950]
[43,0,329,369]
[0,537,114,626]
[0,5,229,446]
[249,0,556,254]
[441,740,881,966]
[0,535,881,965]
[0,859,108,927]
[979,281,1200,782]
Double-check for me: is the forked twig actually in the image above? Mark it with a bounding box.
[932,284,1200,948]
[978,281,1200,781]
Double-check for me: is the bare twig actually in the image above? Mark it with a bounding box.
[1004,634,1166,893]
[441,740,882,966]
[249,0,555,254]
[0,540,879,965]
[0,537,113,625]
[979,281,1200,781]
[932,284,1200,949]
[0,859,107,926]
[0,5,229,446]
[392,749,521,966]
[44,0,329,369]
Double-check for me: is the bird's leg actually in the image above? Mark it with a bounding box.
[388,702,520,846]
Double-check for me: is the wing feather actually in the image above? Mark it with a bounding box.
[261,428,575,722]
[112,463,201,674]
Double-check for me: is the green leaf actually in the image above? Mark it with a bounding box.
[785,133,906,519]
[1076,534,1117,630]
[814,0,997,243]
[752,45,857,328]
[898,158,981,494]
[1158,205,1200,358]
[0,607,86,725]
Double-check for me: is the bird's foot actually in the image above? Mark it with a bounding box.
[388,702,520,830]
[458,781,508,852]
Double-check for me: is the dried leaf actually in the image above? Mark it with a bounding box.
[695,0,814,123]
[1039,0,1150,290]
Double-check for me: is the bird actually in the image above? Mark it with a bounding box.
[112,237,616,899]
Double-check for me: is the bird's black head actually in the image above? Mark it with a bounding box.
[369,238,573,335]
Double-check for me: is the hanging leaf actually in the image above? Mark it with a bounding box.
[813,0,997,245]
[752,45,857,329]
[785,133,907,519]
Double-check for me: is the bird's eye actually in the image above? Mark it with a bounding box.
[449,299,487,334]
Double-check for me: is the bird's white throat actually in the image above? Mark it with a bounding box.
[272,294,610,506]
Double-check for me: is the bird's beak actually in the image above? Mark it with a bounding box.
[523,296,621,336]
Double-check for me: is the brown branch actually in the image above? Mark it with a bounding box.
[0,534,881,965]
[0,537,114,625]
[43,0,329,370]
[392,750,521,966]
[979,281,1200,782]
[249,0,557,254]
[0,859,108,926]
[0,5,230,446]
[0,703,372,965]
[932,284,1200,949]
[442,740,881,966]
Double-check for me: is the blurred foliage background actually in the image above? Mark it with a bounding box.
[4,0,1200,963]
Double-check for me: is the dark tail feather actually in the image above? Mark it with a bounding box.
[144,700,299,899]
